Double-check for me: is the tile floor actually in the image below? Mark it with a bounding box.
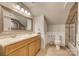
[36,45,73,56]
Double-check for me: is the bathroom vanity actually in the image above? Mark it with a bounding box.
[0,34,41,56]
[0,4,41,56]
[0,4,40,56]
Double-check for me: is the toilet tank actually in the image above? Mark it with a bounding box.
[55,32,65,47]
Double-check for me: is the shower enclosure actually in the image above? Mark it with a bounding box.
[69,12,77,46]
[65,3,78,47]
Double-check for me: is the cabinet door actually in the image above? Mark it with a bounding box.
[36,39,40,53]
[29,41,36,56]
[8,46,29,56]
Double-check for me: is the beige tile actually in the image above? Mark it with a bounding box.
[36,45,73,56]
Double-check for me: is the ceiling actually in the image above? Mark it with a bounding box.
[23,2,75,25]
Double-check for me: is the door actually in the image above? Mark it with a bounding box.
[29,41,36,56]
[36,39,40,53]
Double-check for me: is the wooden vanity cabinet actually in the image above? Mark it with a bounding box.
[2,35,41,56]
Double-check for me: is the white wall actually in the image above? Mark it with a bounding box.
[33,15,47,48]
[44,20,47,33]
[46,24,65,46]
[48,25,65,32]
[0,2,16,9]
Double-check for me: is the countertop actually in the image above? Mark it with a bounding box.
[0,33,39,47]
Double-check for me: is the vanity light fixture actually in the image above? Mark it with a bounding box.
[25,10,28,14]
[15,4,31,17]
[27,12,31,16]
[16,5,20,10]
[21,8,24,12]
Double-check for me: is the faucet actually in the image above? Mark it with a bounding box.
[10,33,16,38]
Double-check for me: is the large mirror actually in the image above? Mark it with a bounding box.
[3,7,32,32]
[3,16,32,31]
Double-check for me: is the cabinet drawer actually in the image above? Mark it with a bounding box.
[5,39,29,55]
[8,46,29,56]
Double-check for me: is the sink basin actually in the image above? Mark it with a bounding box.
[10,35,16,38]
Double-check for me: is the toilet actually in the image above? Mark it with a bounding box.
[54,35,61,50]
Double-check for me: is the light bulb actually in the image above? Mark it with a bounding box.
[21,8,24,12]
[16,5,20,10]
[27,12,31,16]
[25,10,28,14]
